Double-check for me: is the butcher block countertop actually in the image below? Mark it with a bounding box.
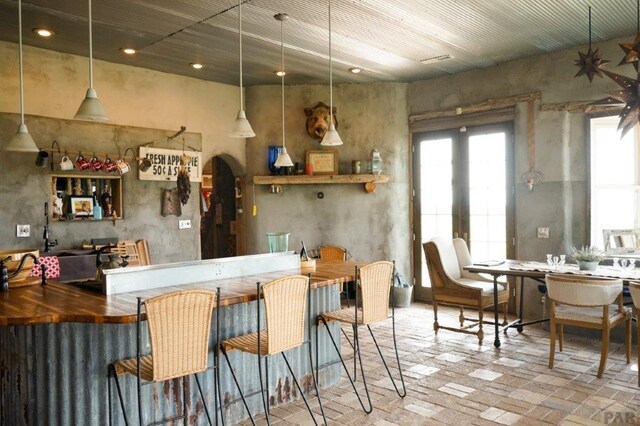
[0,260,357,326]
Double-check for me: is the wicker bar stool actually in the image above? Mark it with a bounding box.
[109,289,222,426]
[319,245,351,307]
[219,275,326,426]
[316,261,406,414]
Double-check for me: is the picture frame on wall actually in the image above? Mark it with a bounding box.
[306,149,339,175]
[70,196,94,216]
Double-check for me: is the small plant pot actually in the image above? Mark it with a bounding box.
[393,286,413,308]
[577,261,599,271]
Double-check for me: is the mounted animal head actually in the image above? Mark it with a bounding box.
[304,102,338,141]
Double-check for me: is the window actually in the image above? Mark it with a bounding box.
[590,116,639,251]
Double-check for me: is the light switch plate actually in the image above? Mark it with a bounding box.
[179,219,191,229]
[537,227,549,239]
[16,224,30,237]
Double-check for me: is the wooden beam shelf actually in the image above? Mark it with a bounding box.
[253,174,389,193]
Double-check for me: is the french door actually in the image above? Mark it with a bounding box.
[412,122,515,302]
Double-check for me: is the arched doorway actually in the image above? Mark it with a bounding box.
[200,156,245,259]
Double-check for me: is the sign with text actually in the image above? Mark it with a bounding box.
[138,147,202,182]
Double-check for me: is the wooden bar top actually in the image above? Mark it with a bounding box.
[0,260,356,326]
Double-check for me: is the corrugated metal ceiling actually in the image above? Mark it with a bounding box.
[0,0,636,86]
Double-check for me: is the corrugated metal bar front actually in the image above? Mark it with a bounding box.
[0,285,341,426]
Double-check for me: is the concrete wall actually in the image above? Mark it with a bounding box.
[0,40,243,263]
[0,113,201,264]
[0,40,244,174]
[245,83,411,277]
[408,36,631,319]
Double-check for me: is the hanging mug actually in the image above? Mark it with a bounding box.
[103,157,118,173]
[116,158,130,175]
[60,155,74,171]
[35,150,49,168]
[139,158,152,172]
[75,155,90,171]
[90,156,103,172]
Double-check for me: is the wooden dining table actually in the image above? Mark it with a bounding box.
[464,260,640,348]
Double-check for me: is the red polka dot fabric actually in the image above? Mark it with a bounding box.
[29,256,61,279]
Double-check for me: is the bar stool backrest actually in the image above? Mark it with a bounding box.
[546,274,622,307]
[320,246,347,261]
[263,275,309,355]
[360,261,394,325]
[145,290,216,381]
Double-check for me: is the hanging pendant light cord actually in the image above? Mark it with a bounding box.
[588,6,592,47]
[329,0,334,126]
[281,18,286,149]
[88,0,94,89]
[238,0,244,110]
[18,0,25,125]
[637,0,639,33]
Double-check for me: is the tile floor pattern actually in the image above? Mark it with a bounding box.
[240,303,640,425]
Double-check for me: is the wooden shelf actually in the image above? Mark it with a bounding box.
[253,174,389,193]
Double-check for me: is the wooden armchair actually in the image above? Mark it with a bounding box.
[423,237,509,344]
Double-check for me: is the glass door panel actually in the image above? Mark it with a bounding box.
[419,137,453,288]
[468,131,507,261]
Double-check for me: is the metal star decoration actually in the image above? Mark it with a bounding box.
[619,33,640,71]
[574,46,609,81]
[596,69,640,137]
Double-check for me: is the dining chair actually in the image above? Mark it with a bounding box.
[546,274,631,378]
[316,261,406,414]
[219,275,326,425]
[319,245,350,306]
[423,237,509,344]
[626,281,640,385]
[109,289,221,425]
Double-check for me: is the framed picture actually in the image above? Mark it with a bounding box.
[70,196,94,216]
[306,149,339,175]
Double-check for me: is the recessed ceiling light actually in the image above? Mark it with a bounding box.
[33,28,54,38]
[190,63,203,70]
[273,70,286,77]
[420,54,453,65]
[120,47,136,55]
[348,67,362,74]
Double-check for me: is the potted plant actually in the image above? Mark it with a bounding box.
[392,271,413,308]
[571,246,604,271]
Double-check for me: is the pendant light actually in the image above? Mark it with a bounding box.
[74,0,108,121]
[274,13,293,168]
[7,0,39,152]
[321,0,343,146]
[229,0,255,138]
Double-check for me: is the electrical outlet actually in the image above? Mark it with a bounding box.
[179,219,191,229]
[537,227,549,239]
[16,224,30,238]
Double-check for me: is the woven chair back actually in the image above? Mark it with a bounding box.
[145,290,216,381]
[630,282,640,310]
[319,246,347,261]
[546,274,622,307]
[263,275,309,354]
[360,261,394,324]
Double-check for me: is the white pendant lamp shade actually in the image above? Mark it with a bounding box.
[229,110,256,138]
[7,0,38,152]
[321,123,344,146]
[75,0,108,122]
[75,88,108,122]
[274,147,293,167]
[274,13,293,168]
[7,124,38,152]
[229,0,255,138]
[321,0,343,147]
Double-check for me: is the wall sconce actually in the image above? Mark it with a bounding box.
[521,169,543,191]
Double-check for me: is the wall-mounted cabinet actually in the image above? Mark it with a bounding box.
[50,173,123,222]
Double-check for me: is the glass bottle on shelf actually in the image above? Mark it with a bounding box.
[371,149,382,175]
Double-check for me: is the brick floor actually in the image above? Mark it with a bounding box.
[239,303,640,425]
